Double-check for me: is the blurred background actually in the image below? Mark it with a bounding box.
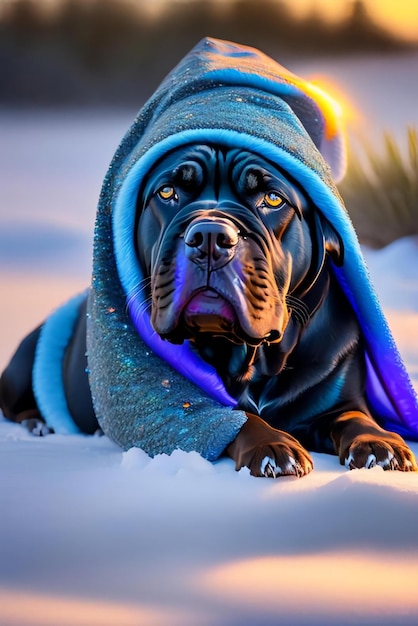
[0,0,417,367]
[1,0,417,106]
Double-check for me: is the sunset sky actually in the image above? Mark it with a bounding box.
[145,0,418,42]
[143,0,418,42]
[288,0,418,42]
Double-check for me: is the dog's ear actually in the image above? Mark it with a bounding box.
[297,211,343,298]
[316,212,344,267]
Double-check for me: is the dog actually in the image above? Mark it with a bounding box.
[1,38,417,476]
[1,141,416,477]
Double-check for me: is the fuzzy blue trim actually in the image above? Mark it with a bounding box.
[33,292,87,434]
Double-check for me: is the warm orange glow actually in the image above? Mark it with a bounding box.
[0,588,191,626]
[365,0,418,42]
[22,1,418,42]
[272,71,348,141]
[301,81,344,141]
[201,553,418,615]
[286,0,418,42]
[288,0,418,41]
[306,75,361,130]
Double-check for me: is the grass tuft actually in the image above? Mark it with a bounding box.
[338,128,418,248]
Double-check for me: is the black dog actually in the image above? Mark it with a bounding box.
[1,143,416,477]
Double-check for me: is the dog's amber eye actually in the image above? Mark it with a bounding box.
[157,186,176,201]
[264,191,284,208]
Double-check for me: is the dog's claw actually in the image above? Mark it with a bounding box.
[293,461,304,478]
[345,444,415,472]
[366,454,377,469]
[389,457,399,470]
[380,451,399,470]
[265,463,277,478]
[261,456,278,478]
[260,454,311,478]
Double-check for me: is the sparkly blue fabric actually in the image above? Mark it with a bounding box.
[35,37,418,450]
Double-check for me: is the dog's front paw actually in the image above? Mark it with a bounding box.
[252,438,314,478]
[17,411,54,437]
[344,434,417,472]
[21,418,54,436]
[226,413,313,478]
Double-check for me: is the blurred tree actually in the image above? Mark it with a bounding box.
[338,0,403,51]
[0,0,412,105]
[4,0,45,44]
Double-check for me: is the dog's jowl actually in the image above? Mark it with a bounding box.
[1,38,417,477]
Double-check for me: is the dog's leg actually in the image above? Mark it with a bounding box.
[330,411,417,471]
[226,413,313,478]
[0,326,49,434]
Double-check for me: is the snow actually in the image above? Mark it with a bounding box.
[1,53,418,626]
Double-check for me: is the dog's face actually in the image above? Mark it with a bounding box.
[136,144,340,350]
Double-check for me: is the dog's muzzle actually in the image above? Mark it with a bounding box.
[150,210,286,347]
[180,216,241,336]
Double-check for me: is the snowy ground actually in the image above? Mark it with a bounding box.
[1,52,418,626]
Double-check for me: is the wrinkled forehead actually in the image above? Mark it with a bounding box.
[140,142,309,202]
[143,142,295,177]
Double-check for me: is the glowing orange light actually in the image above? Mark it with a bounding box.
[201,553,418,615]
[0,588,177,626]
[306,75,360,132]
[277,68,355,142]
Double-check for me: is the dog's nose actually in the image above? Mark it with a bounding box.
[184,219,239,269]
